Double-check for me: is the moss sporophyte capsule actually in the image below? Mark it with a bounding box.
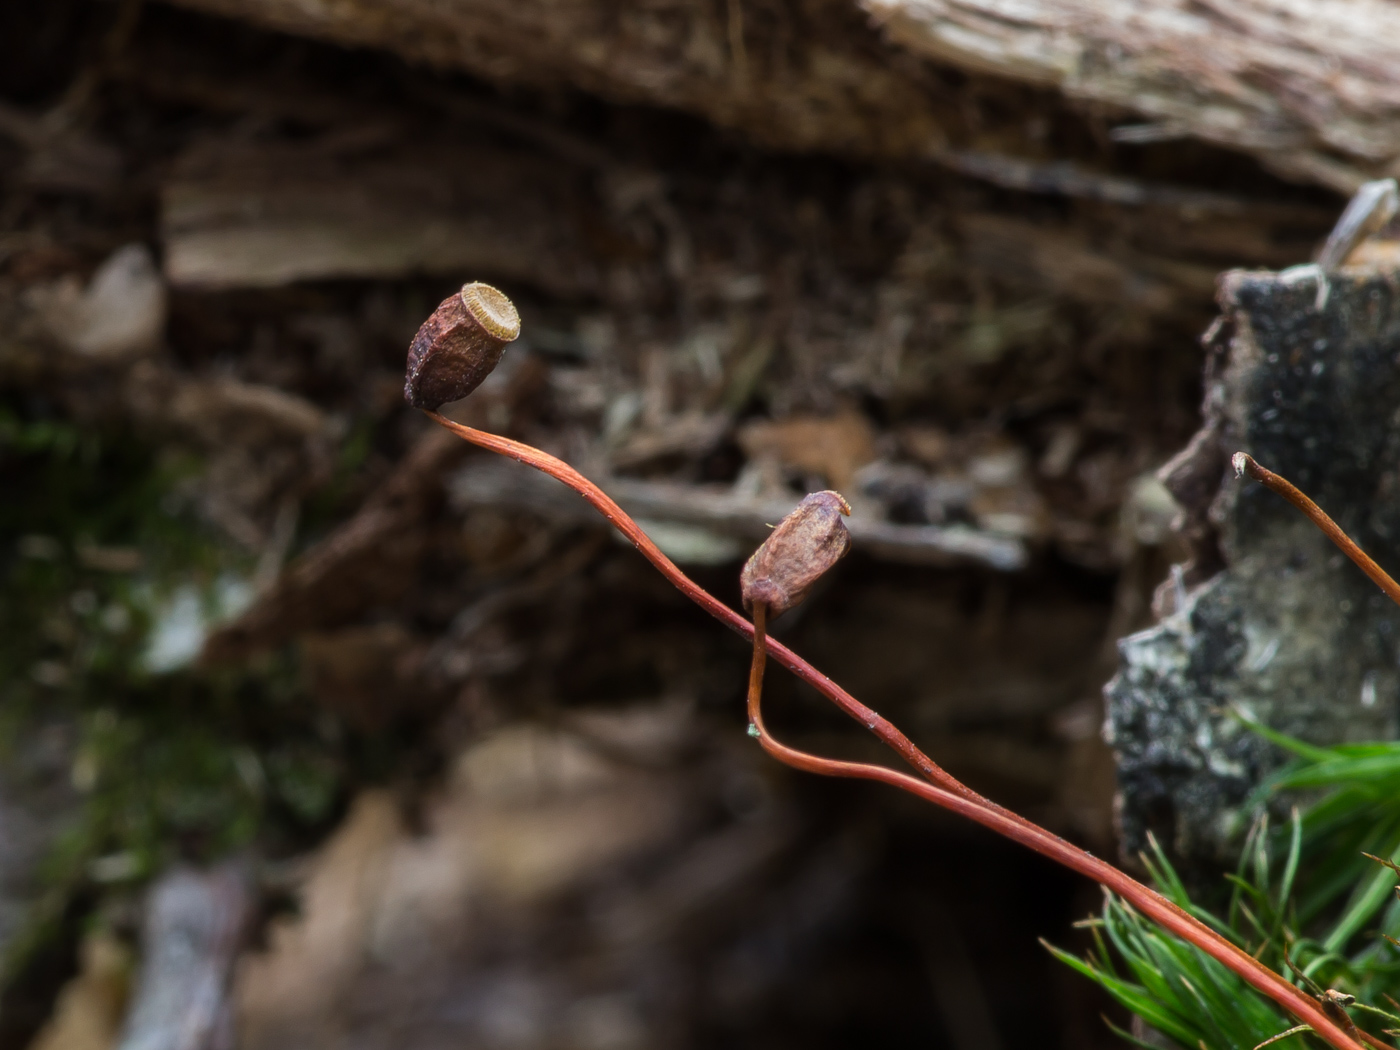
[404,282,521,410]
[740,491,852,617]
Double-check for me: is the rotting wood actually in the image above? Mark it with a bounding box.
[157,136,1227,309]
[157,0,1400,193]
[865,0,1400,192]
[0,717,79,980]
[1108,201,1400,870]
[151,0,959,162]
[161,135,603,294]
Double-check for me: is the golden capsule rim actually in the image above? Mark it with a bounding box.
[460,282,521,344]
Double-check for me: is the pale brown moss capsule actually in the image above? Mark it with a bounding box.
[404,282,521,410]
[741,490,852,617]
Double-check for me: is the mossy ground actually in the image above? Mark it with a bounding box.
[0,400,364,985]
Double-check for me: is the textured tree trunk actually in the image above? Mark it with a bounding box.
[157,0,1400,192]
[1108,239,1400,868]
[152,0,955,161]
[865,0,1400,191]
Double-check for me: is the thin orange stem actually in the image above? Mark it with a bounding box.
[744,602,1364,1050]
[427,411,1366,1050]
[1234,453,1400,609]
[427,411,973,799]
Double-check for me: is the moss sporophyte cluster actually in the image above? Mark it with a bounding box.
[11,275,1400,1049]
[405,281,1400,1050]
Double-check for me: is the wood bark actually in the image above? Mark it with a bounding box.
[865,0,1400,192]
[1108,240,1400,868]
[154,0,955,162]
[157,0,1400,192]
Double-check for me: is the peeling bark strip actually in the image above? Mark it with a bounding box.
[1106,252,1400,868]
[116,865,254,1050]
[864,0,1400,191]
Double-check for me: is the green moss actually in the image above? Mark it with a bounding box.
[0,402,351,979]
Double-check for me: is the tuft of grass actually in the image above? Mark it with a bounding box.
[1241,716,1400,952]
[1053,721,1400,1050]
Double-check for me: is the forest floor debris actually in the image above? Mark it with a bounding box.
[0,0,1365,1047]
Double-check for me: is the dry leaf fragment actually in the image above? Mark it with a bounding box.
[737,412,876,491]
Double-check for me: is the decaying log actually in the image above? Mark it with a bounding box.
[158,0,1400,193]
[115,864,254,1050]
[232,729,801,1050]
[155,0,955,163]
[161,135,603,293]
[1106,224,1400,867]
[155,121,1236,309]
[866,0,1400,192]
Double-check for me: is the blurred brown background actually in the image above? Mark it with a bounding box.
[0,0,1380,1047]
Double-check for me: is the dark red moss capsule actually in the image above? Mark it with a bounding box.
[404,282,521,410]
[741,490,852,617]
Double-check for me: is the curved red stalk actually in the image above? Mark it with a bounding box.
[427,412,971,798]
[1235,453,1400,608]
[745,602,1364,1050]
[427,411,1365,1050]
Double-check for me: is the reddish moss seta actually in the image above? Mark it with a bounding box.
[404,282,520,410]
[406,301,1367,1050]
